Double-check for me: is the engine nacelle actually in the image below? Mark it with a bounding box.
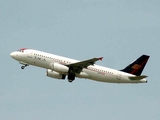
[50,63,69,73]
[46,69,66,79]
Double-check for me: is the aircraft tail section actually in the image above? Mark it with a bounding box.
[121,55,150,76]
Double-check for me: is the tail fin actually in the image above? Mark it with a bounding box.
[121,55,150,76]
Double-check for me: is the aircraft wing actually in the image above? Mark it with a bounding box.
[66,57,103,73]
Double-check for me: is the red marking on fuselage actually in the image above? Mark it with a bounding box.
[20,48,28,51]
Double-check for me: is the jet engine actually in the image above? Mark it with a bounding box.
[46,69,66,79]
[50,63,69,73]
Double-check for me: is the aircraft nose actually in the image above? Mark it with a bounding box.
[10,52,17,59]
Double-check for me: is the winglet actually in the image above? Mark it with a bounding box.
[99,57,103,61]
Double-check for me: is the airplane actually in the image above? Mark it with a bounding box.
[10,48,150,84]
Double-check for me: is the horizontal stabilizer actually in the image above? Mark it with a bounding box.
[129,75,148,80]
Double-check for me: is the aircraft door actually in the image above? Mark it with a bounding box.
[27,52,32,58]
[116,72,121,80]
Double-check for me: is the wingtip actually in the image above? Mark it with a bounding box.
[99,57,103,61]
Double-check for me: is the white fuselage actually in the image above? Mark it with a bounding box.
[10,49,147,83]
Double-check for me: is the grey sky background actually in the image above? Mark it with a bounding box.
[1,0,160,120]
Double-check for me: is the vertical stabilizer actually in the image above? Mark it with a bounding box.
[121,55,150,76]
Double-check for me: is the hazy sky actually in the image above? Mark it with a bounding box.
[1,0,160,120]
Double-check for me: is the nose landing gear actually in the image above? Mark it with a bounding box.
[21,65,28,69]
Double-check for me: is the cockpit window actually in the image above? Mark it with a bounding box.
[17,50,22,52]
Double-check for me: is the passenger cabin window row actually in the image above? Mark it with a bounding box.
[33,53,71,64]
[88,67,113,74]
